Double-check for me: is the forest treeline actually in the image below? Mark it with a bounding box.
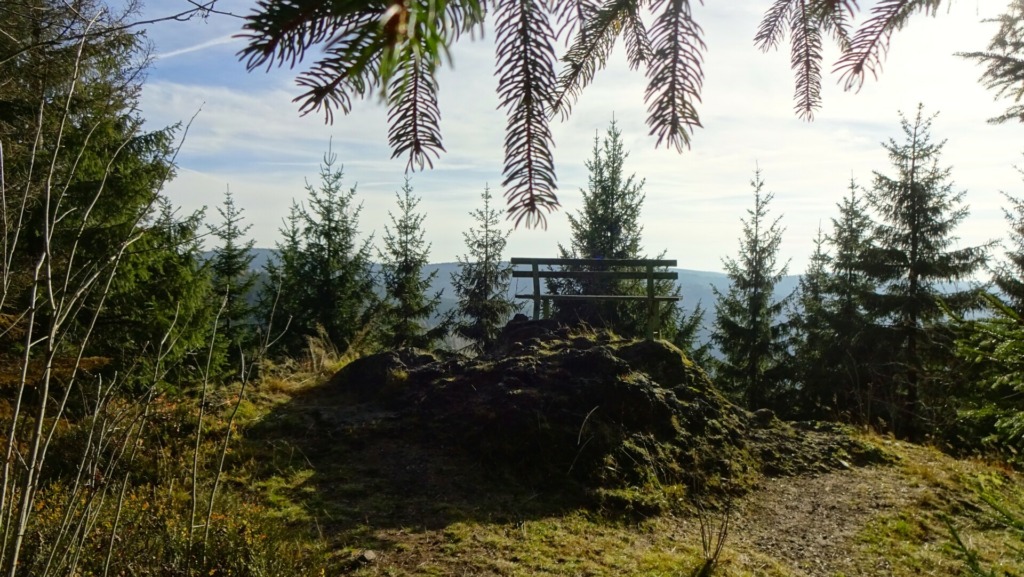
[2,0,1024,575]
[3,0,1024,468]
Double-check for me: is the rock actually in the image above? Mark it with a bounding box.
[617,339,710,389]
[341,549,378,571]
[754,408,777,427]
[492,318,562,355]
[326,351,409,403]
[394,347,437,368]
[320,324,887,512]
[326,348,437,402]
[402,327,742,492]
[560,345,629,378]
[355,550,377,564]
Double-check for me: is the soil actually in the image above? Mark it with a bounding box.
[340,448,962,576]
[730,464,922,576]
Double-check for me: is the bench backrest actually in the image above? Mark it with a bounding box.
[510,257,681,339]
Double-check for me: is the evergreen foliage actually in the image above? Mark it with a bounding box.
[302,155,377,354]
[99,200,214,376]
[260,203,306,354]
[3,4,1024,570]
[550,120,680,339]
[0,0,213,381]
[787,183,882,420]
[378,178,445,349]
[0,4,219,571]
[673,302,714,369]
[789,228,836,416]
[258,150,376,357]
[958,0,1024,125]
[822,182,884,420]
[993,170,1024,314]
[862,105,990,436]
[237,1,708,225]
[451,186,519,351]
[947,170,1024,462]
[238,0,959,224]
[208,187,258,373]
[561,121,645,263]
[712,168,791,410]
[949,293,1024,464]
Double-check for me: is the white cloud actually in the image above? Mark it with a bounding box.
[155,34,241,60]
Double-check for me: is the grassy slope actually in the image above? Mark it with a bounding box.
[226,364,1024,577]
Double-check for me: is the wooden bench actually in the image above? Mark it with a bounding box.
[510,257,680,340]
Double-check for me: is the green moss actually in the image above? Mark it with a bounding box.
[252,468,317,522]
[856,509,968,575]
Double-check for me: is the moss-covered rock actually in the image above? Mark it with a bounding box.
[324,323,889,511]
[326,347,437,405]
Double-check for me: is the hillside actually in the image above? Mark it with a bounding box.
[232,322,1023,577]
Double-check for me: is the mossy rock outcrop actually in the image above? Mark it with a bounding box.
[327,321,887,510]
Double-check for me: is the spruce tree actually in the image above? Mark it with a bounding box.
[673,302,714,369]
[951,168,1024,460]
[100,199,214,376]
[258,152,376,357]
[712,168,791,410]
[0,0,213,380]
[950,295,1024,463]
[863,105,990,435]
[259,203,307,355]
[789,228,835,417]
[0,4,217,572]
[258,202,305,356]
[826,181,883,420]
[300,151,376,353]
[993,169,1024,314]
[451,186,519,351]
[551,119,679,338]
[378,178,444,349]
[208,187,257,372]
[789,183,886,421]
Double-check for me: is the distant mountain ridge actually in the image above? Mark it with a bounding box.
[218,249,801,344]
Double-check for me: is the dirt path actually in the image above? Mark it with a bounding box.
[730,464,925,576]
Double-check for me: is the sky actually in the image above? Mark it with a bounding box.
[135,1,1023,274]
